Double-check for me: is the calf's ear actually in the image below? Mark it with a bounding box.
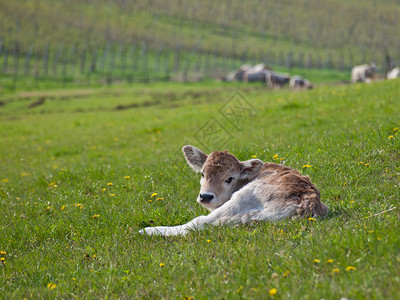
[239,159,264,180]
[182,145,208,173]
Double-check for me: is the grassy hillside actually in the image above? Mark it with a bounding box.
[1,79,399,298]
[1,0,399,64]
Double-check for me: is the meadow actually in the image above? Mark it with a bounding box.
[0,78,400,298]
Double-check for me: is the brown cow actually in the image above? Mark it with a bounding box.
[140,145,328,236]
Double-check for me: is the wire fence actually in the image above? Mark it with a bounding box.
[0,37,396,91]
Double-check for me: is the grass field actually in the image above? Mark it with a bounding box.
[1,79,400,298]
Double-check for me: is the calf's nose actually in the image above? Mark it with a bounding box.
[199,193,214,202]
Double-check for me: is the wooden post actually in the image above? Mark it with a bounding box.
[12,42,19,90]
[62,47,68,85]
[25,43,34,74]
[298,52,304,69]
[53,44,63,75]
[69,44,77,75]
[0,37,4,57]
[2,47,8,73]
[80,45,87,74]
[43,43,49,75]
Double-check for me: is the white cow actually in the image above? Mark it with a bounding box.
[351,63,377,83]
[140,145,329,236]
[387,67,400,80]
[290,76,313,90]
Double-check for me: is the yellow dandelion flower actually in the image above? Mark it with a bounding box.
[156,197,164,200]
[308,217,316,221]
[47,283,56,290]
[102,188,107,192]
[283,270,290,277]
[61,205,66,211]
[206,239,211,243]
[364,162,369,167]
[313,259,320,263]
[110,193,116,196]
[46,206,51,211]
[0,257,5,262]
[394,128,399,132]
[273,154,279,160]
[251,155,257,158]
[0,251,6,255]
[93,214,100,219]
[151,193,157,198]
[346,266,356,271]
[124,176,130,179]
[358,161,364,165]
[159,263,165,267]
[327,259,334,263]
[269,288,277,297]
[2,179,9,183]
[107,183,113,186]
[77,203,83,209]
[237,286,243,293]
[302,165,311,168]
[148,200,152,203]
[388,135,394,139]
[333,268,340,273]
[349,201,355,204]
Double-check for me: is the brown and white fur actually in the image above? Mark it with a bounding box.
[140,145,329,236]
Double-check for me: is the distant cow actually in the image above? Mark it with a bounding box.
[242,64,271,83]
[290,76,313,90]
[243,70,269,83]
[267,72,290,89]
[387,67,400,80]
[351,63,377,83]
[226,64,252,82]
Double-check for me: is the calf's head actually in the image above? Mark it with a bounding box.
[182,145,264,211]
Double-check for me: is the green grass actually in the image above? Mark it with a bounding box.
[0,79,400,298]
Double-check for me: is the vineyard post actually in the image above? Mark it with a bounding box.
[12,42,19,90]
[62,46,68,86]
[2,47,8,73]
[25,43,34,75]
[53,44,63,76]
[43,43,49,75]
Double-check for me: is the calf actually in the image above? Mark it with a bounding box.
[140,145,329,236]
[290,76,313,90]
[267,72,290,89]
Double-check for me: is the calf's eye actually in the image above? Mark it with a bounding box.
[225,177,234,183]
[201,173,204,178]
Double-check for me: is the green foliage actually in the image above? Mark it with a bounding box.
[1,0,399,68]
[0,79,400,298]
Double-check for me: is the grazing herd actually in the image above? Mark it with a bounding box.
[225,64,312,90]
[351,62,400,83]
[224,61,400,89]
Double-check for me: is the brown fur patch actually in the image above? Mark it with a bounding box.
[258,163,327,217]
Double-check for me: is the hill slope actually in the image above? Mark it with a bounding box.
[0,79,399,298]
[1,0,399,64]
